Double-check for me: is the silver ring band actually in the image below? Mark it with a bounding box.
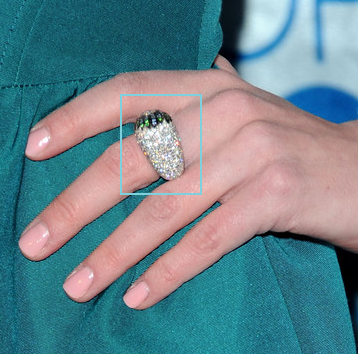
[134,110,184,180]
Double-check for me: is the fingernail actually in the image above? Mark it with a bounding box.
[19,222,49,258]
[25,127,51,157]
[63,266,94,299]
[123,281,149,308]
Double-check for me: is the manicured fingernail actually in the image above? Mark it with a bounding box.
[123,281,149,308]
[63,266,94,299]
[19,222,49,258]
[25,127,50,157]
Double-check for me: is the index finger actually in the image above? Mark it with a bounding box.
[25,69,234,160]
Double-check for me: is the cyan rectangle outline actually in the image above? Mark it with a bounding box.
[119,94,202,196]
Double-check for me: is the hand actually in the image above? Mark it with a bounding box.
[19,55,358,309]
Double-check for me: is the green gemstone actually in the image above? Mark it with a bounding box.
[145,119,150,127]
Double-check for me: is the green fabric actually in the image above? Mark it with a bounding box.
[0,1,355,353]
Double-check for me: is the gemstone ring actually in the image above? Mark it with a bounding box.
[134,110,184,180]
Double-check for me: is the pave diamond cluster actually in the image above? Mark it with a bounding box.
[134,110,184,180]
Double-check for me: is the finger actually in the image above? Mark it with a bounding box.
[123,172,282,310]
[61,119,281,302]
[25,69,238,160]
[121,157,302,309]
[61,142,238,302]
[19,101,205,260]
[19,134,158,260]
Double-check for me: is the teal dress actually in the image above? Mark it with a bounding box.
[0,1,355,353]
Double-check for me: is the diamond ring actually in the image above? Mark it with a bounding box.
[134,110,184,180]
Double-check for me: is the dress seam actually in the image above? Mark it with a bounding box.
[0,74,115,90]
[261,237,304,353]
[0,0,29,74]
[13,0,47,85]
[12,87,26,354]
[197,0,208,69]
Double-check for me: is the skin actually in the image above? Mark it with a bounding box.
[19,55,358,309]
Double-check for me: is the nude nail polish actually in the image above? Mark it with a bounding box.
[123,281,149,308]
[25,127,50,157]
[63,266,94,299]
[19,222,49,258]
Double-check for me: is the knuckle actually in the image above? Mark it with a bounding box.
[121,139,143,174]
[202,69,239,89]
[260,162,298,199]
[115,71,148,94]
[100,242,126,272]
[188,222,221,257]
[101,139,142,182]
[225,88,258,109]
[237,120,279,156]
[144,194,181,224]
[51,195,81,226]
[207,89,260,125]
[209,89,245,110]
[240,120,275,140]
[53,104,83,138]
[100,143,123,181]
[157,259,180,287]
